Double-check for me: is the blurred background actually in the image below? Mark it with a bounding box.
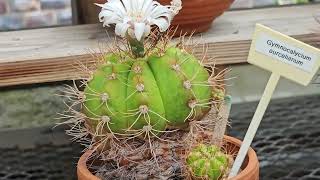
[0,0,320,180]
[0,0,320,31]
[0,0,72,31]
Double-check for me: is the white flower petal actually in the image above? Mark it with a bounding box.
[143,0,155,18]
[144,25,151,37]
[94,3,104,8]
[115,23,130,37]
[106,1,126,17]
[152,18,170,32]
[99,10,112,21]
[134,23,146,41]
[131,0,141,12]
[170,0,182,14]
[99,10,122,27]
[151,6,171,19]
[135,0,142,11]
[122,16,131,24]
[120,0,129,11]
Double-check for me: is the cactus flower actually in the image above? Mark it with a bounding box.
[96,0,182,41]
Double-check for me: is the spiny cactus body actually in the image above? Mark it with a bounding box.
[83,47,212,136]
[186,144,229,180]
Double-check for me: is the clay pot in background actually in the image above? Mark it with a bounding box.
[158,0,235,35]
[77,0,234,35]
[77,136,259,180]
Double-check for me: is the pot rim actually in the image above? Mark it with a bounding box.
[224,135,259,180]
[77,149,101,180]
[77,135,259,180]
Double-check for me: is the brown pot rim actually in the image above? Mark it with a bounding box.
[77,135,259,180]
[225,136,259,180]
[77,150,101,180]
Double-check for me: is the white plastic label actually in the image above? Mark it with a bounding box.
[255,34,317,73]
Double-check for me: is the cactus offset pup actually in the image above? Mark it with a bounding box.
[187,144,229,180]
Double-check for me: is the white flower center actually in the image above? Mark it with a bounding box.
[128,11,145,23]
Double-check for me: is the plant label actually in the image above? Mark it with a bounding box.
[248,24,320,86]
[229,24,320,178]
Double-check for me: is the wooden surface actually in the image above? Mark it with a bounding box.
[0,5,320,87]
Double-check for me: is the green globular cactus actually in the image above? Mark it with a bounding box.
[186,144,229,180]
[83,46,212,136]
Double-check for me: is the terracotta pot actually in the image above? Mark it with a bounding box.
[79,0,234,35]
[77,135,259,180]
[77,150,100,180]
[158,0,234,35]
